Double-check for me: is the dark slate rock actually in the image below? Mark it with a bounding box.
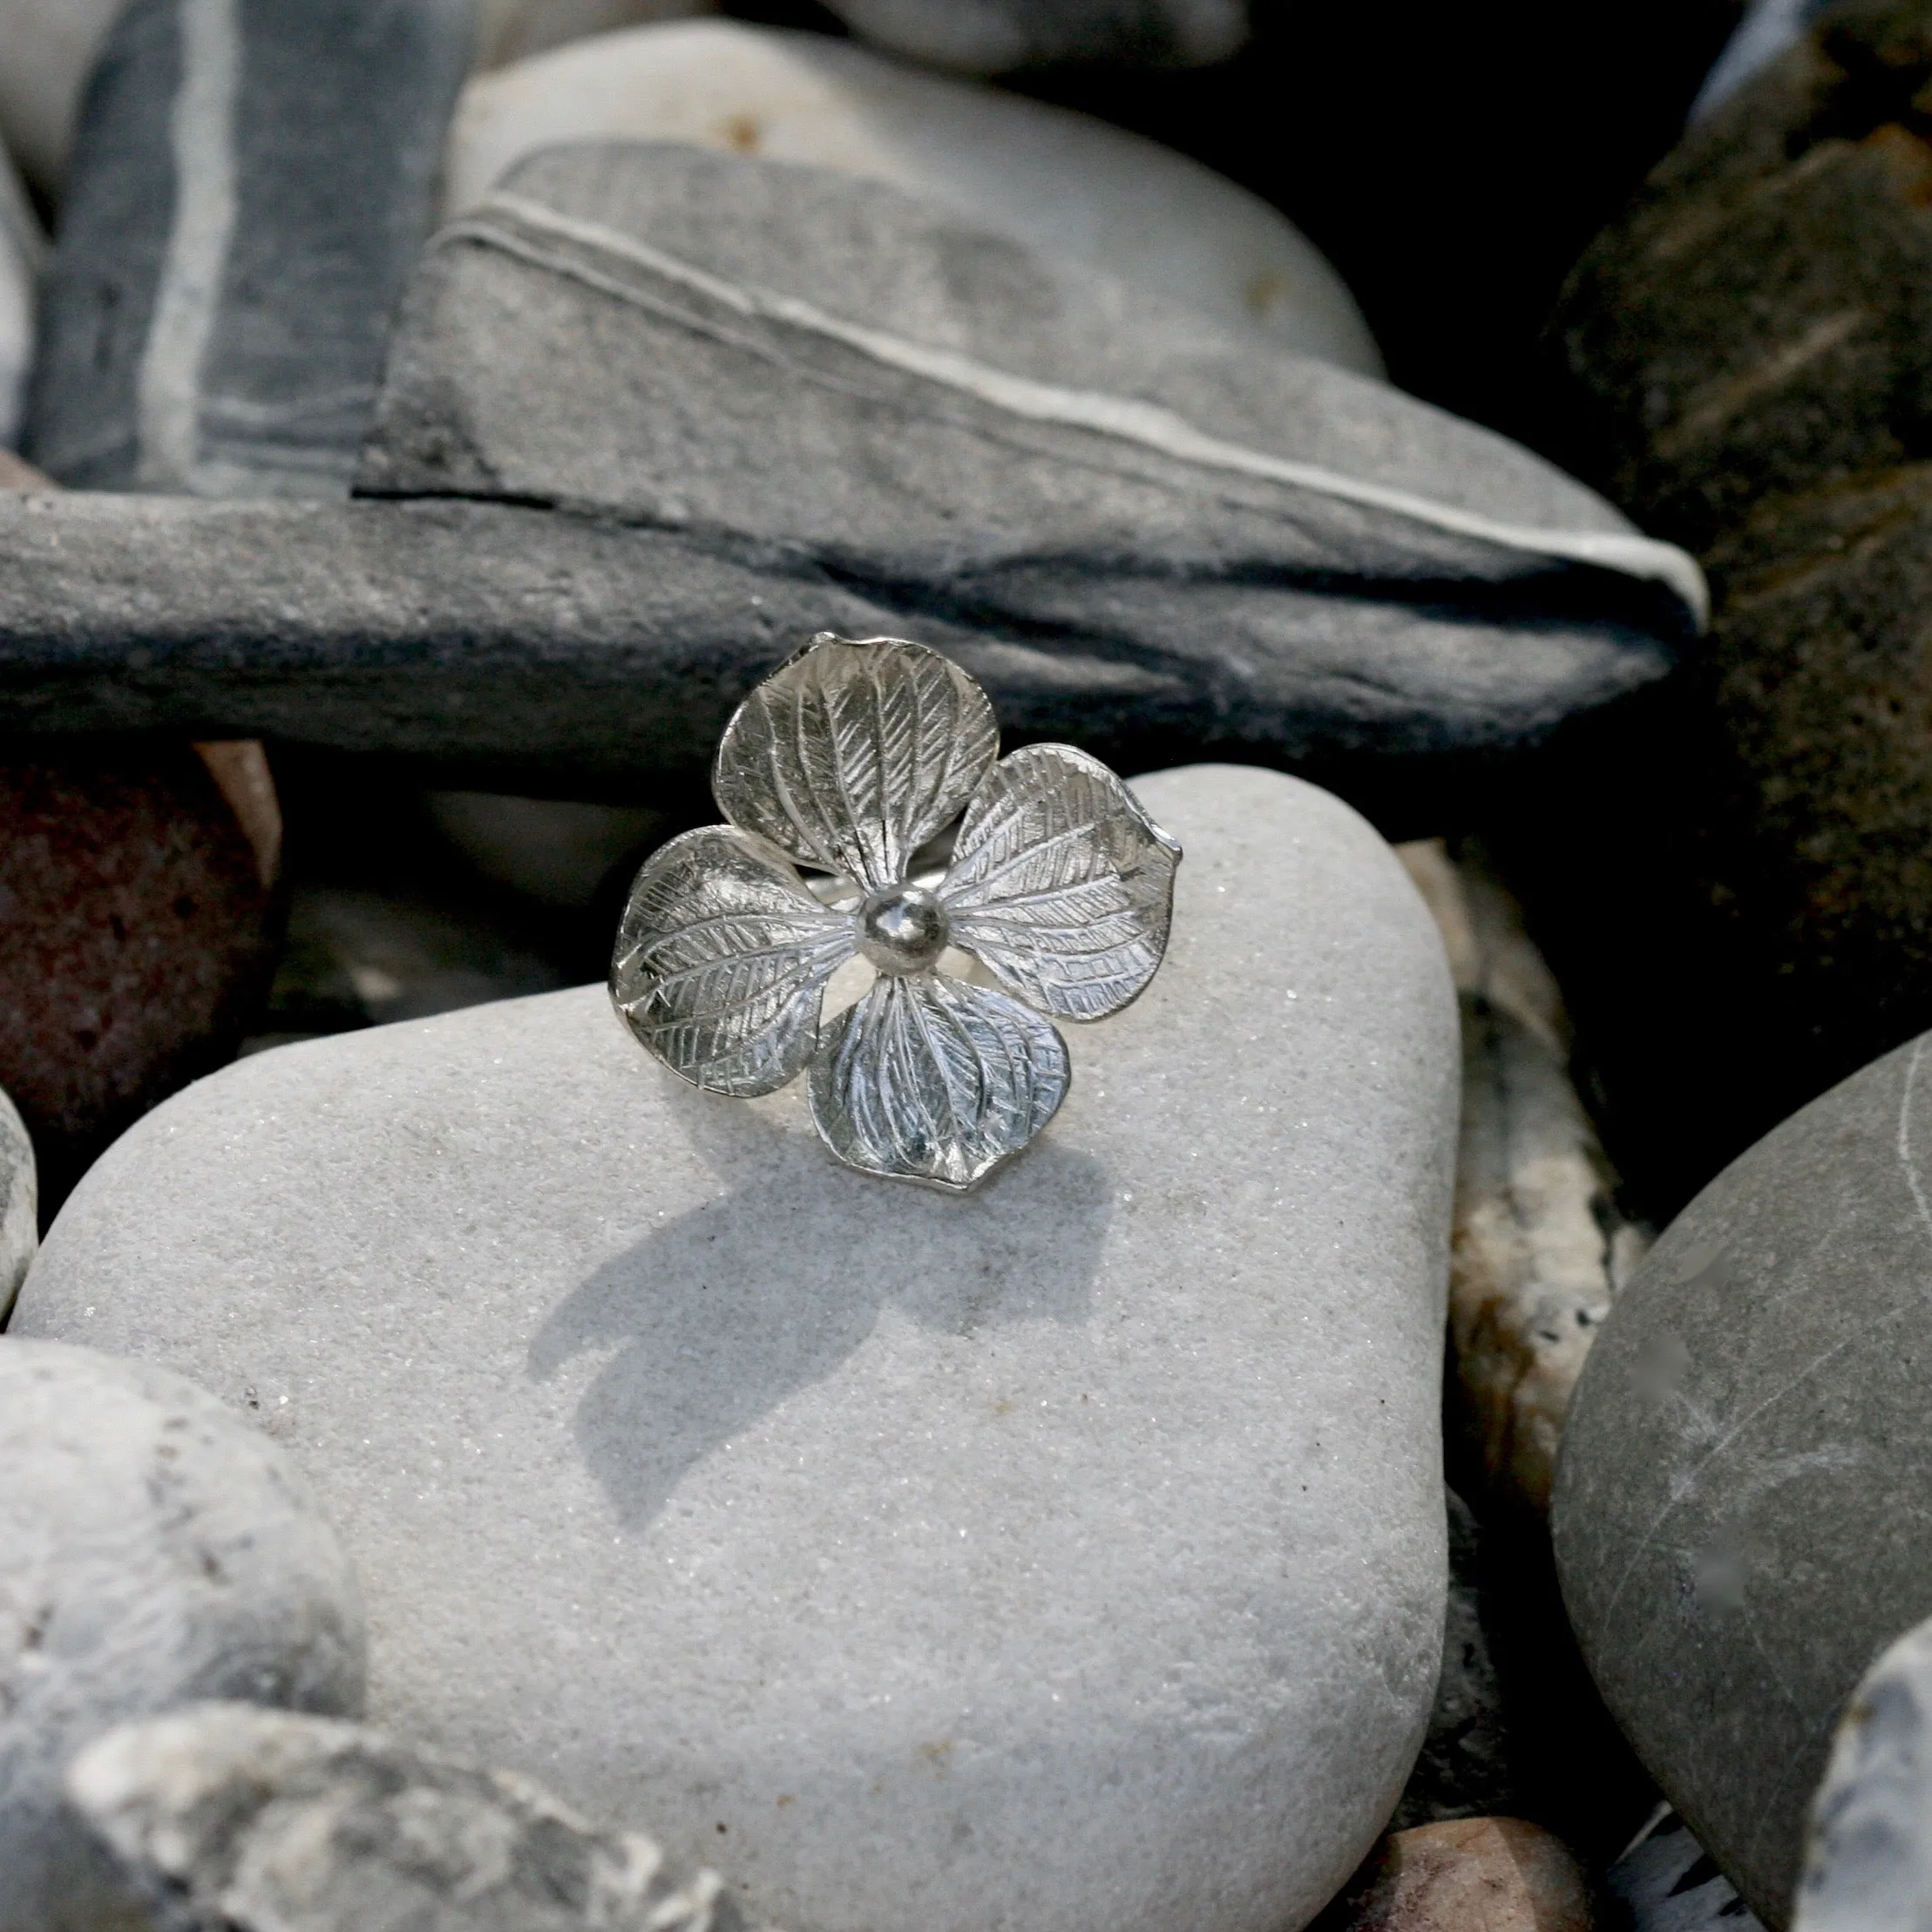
[66,1703,754,1932]
[1553,1030,1932,1927]
[27,0,472,497]
[1,142,1695,821]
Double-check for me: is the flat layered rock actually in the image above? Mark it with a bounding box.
[0,1339,364,1932]
[16,763,1459,1932]
[0,142,1695,820]
[1554,1029,1932,1926]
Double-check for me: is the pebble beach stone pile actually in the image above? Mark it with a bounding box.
[7,3,1932,1929]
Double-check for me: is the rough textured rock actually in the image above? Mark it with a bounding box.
[1554,1028,1932,1926]
[68,1703,752,1932]
[1500,2,1932,1212]
[17,763,1459,1932]
[0,747,276,1214]
[1546,0,1932,552]
[1319,1818,1593,1932]
[1795,1616,1932,1932]
[0,143,37,450]
[444,19,1378,368]
[0,1339,364,1932]
[1609,1809,1769,1932]
[0,0,123,193]
[27,0,473,495]
[1399,838,1647,1516]
[823,0,1247,72]
[0,1086,33,1325]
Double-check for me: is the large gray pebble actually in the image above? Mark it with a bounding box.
[0,1339,364,1932]
[16,763,1460,1932]
[69,1702,753,1932]
[1555,1029,1932,1927]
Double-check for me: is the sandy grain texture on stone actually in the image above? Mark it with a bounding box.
[17,764,1459,1932]
[0,1339,364,1932]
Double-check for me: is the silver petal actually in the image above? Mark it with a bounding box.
[611,824,856,1095]
[808,973,1070,1191]
[939,743,1182,1022]
[713,634,999,892]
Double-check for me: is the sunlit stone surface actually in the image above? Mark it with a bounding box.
[17,764,1458,1932]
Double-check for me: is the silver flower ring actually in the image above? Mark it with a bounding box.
[610,633,1182,1190]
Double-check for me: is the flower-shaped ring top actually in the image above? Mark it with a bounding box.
[610,634,1182,1190]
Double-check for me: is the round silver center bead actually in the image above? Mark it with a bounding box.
[858,883,950,974]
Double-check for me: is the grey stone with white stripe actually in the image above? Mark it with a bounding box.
[0,143,1696,816]
[26,0,472,497]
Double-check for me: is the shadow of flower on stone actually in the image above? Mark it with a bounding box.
[527,1091,1112,1529]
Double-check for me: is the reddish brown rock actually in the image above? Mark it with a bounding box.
[0,749,276,1214]
[1328,1818,1594,1932]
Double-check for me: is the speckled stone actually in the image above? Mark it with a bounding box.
[1324,1818,1593,1932]
[0,1339,364,1932]
[16,764,1459,1932]
[1555,1028,1932,1926]
[0,749,275,1212]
